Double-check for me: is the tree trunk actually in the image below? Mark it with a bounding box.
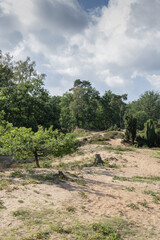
[34,151,40,168]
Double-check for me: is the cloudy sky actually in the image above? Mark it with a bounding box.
[0,0,160,101]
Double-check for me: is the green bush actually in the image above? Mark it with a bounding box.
[136,133,147,147]
[144,119,156,147]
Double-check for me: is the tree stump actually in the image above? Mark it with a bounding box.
[93,154,104,165]
[54,170,67,179]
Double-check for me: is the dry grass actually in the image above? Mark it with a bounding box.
[0,131,160,239]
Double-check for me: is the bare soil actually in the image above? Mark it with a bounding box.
[0,134,160,239]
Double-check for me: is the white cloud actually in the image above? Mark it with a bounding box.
[146,74,160,89]
[0,0,160,99]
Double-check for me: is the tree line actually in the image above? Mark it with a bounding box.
[0,51,160,148]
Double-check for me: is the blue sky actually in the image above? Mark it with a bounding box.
[0,0,160,102]
[78,0,109,11]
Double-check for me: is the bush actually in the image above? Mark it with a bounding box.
[124,114,137,144]
[144,119,156,147]
[136,133,147,147]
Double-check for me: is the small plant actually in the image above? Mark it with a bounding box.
[126,187,135,192]
[22,231,50,240]
[144,190,160,204]
[127,203,139,210]
[92,222,121,239]
[0,179,13,190]
[0,199,6,209]
[18,200,24,203]
[78,191,87,199]
[138,200,148,207]
[11,170,24,178]
[12,209,30,219]
[46,194,51,197]
[34,190,40,194]
[66,206,76,213]
[152,195,160,204]
[76,178,86,186]
[108,163,118,168]
[113,176,129,181]
[26,169,35,174]
[51,224,72,234]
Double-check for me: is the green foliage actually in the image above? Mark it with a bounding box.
[135,111,149,130]
[136,133,147,147]
[59,92,76,132]
[0,53,60,131]
[127,91,160,122]
[155,120,160,146]
[0,124,77,167]
[69,79,100,129]
[22,231,50,240]
[124,114,137,144]
[92,222,121,239]
[144,119,156,147]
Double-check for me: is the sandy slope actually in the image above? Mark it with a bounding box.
[0,137,160,239]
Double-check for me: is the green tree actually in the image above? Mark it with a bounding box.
[135,111,149,130]
[60,92,76,132]
[125,114,137,144]
[127,91,160,122]
[0,55,53,131]
[69,80,100,129]
[101,91,113,129]
[0,125,77,168]
[155,120,160,146]
[144,119,156,147]
[111,93,127,129]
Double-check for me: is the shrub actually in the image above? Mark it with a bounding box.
[144,119,156,147]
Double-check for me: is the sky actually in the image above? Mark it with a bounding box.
[0,0,160,102]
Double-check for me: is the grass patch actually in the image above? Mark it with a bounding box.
[143,190,160,204]
[0,179,13,190]
[74,128,93,138]
[153,151,160,159]
[31,172,65,184]
[22,231,50,240]
[53,159,94,171]
[127,203,139,210]
[113,175,160,183]
[66,206,76,213]
[138,200,148,208]
[0,213,140,240]
[51,224,72,234]
[12,209,31,219]
[10,170,24,178]
[103,146,135,153]
[103,131,124,139]
[78,191,88,199]
[126,187,135,192]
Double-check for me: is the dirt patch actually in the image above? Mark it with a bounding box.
[0,136,160,239]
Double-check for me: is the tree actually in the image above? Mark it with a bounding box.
[125,114,137,144]
[127,91,160,122]
[0,125,77,168]
[135,111,149,130]
[101,91,113,130]
[69,79,100,129]
[144,119,156,147]
[111,93,127,129]
[0,55,53,131]
[155,120,160,146]
[60,92,76,132]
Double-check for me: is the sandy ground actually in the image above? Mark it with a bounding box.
[0,137,160,239]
